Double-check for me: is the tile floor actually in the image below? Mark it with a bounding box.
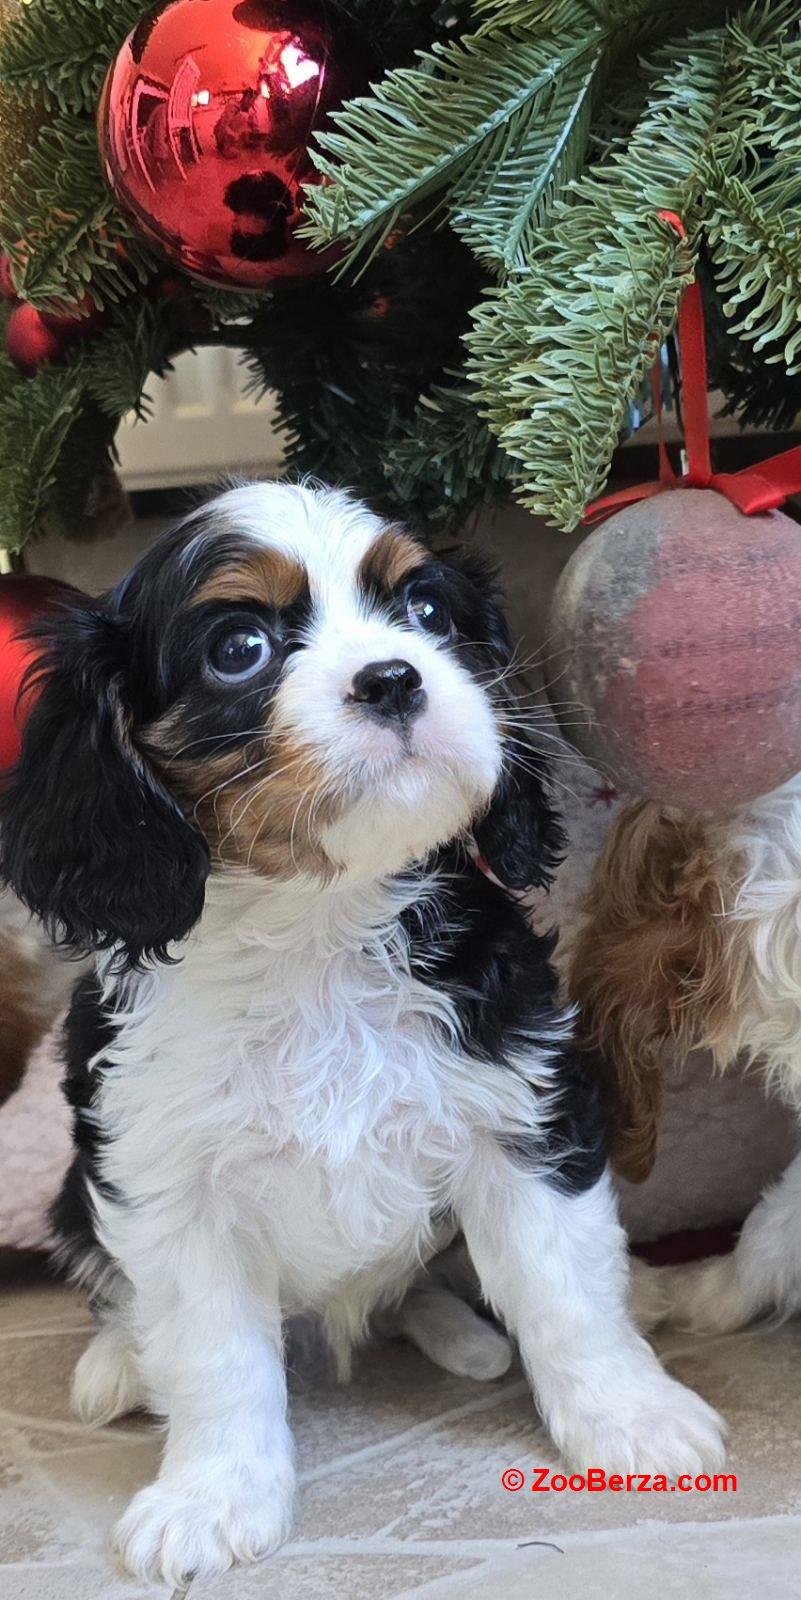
[1,1256,799,1598]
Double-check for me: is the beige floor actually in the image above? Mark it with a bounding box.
[1,1265,801,1599]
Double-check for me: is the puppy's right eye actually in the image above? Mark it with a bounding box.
[208,627,272,683]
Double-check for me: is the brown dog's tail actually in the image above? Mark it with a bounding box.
[569,800,744,1184]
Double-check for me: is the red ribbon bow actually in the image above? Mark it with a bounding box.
[583,212,801,525]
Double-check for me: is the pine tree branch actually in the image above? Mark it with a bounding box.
[0,115,156,310]
[78,301,184,421]
[385,378,512,526]
[0,329,88,549]
[0,0,143,115]
[700,10,801,369]
[704,145,801,371]
[303,27,603,275]
[451,50,601,271]
[466,28,737,529]
[304,0,733,281]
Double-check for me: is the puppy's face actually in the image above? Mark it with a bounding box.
[1,484,560,962]
[135,485,504,878]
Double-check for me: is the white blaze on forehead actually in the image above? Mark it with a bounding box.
[204,481,385,608]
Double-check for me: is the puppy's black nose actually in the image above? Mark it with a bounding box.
[349,659,425,721]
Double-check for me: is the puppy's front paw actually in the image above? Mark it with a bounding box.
[112,1458,295,1586]
[553,1365,727,1479]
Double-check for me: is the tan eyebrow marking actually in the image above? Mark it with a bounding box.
[358,527,427,593]
[192,549,307,611]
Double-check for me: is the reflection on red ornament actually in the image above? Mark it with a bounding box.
[98,0,374,291]
[0,577,82,771]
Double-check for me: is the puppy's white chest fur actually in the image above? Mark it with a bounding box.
[94,872,532,1310]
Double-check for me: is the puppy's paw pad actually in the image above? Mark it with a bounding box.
[112,1468,294,1586]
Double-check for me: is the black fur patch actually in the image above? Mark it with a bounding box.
[0,602,210,966]
[403,855,607,1195]
[49,974,117,1293]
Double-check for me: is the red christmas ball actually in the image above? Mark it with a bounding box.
[98,0,374,291]
[5,303,68,376]
[548,488,801,812]
[0,577,82,771]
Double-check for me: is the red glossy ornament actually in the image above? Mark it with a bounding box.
[98,0,373,290]
[5,303,68,376]
[0,577,81,771]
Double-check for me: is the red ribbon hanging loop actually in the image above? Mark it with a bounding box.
[583,212,801,524]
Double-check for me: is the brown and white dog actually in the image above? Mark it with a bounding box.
[573,778,801,1333]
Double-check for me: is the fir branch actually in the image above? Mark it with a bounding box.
[303,27,602,275]
[703,145,801,371]
[473,0,596,28]
[304,0,733,281]
[0,0,143,115]
[78,301,182,422]
[700,8,801,370]
[0,337,87,550]
[0,115,156,310]
[466,29,735,529]
[451,50,601,271]
[240,230,486,527]
[702,256,801,428]
[386,379,512,527]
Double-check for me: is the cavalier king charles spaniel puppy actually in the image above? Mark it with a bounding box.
[0,484,723,1585]
[572,782,801,1335]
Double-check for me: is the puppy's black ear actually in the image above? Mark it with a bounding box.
[473,739,565,891]
[0,601,209,966]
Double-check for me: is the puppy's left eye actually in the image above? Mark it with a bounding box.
[406,591,452,637]
[208,626,272,682]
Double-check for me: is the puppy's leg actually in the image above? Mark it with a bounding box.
[108,1220,294,1588]
[658,1146,801,1333]
[455,1146,726,1474]
[379,1285,512,1381]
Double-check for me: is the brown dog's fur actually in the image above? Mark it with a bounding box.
[0,939,58,1106]
[570,801,748,1183]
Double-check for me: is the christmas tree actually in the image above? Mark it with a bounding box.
[0,0,800,553]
